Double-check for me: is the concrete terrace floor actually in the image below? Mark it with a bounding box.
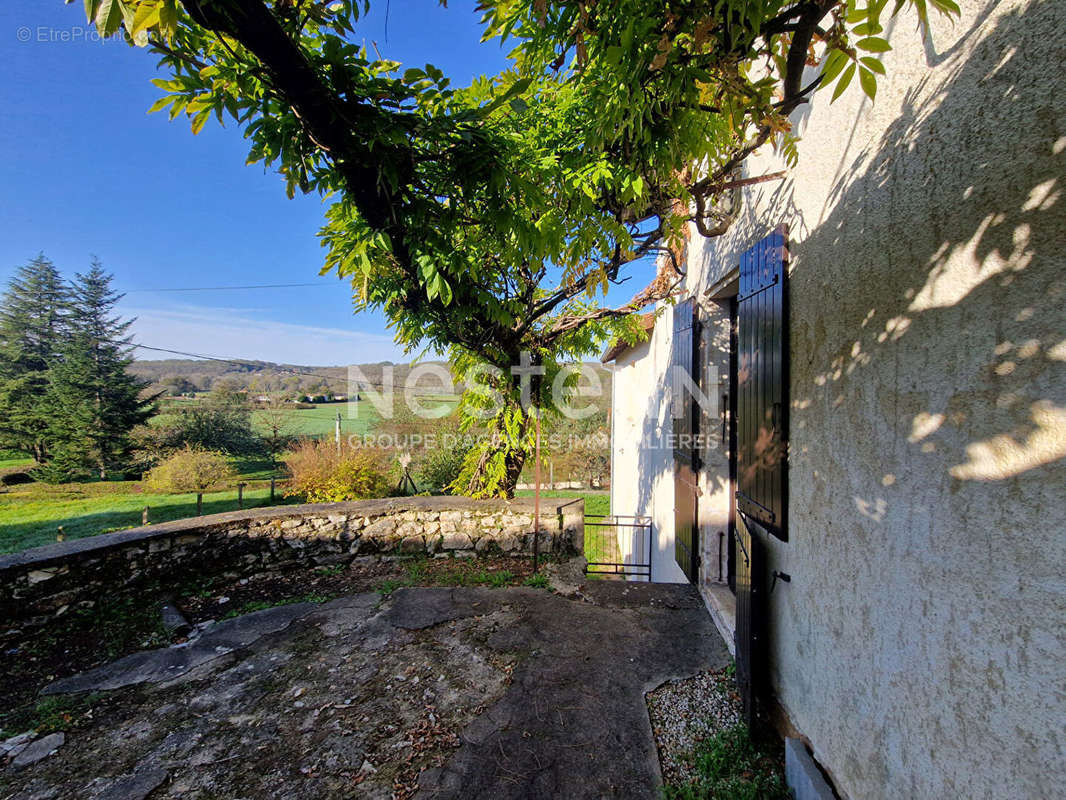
[2,582,728,799]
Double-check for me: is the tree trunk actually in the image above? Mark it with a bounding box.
[459,414,530,498]
[502,449,526,499]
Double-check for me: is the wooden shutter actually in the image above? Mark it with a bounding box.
[672,299,699,580]
[671,299,698,465]
[735,511,765,728]
[736,226,789,541]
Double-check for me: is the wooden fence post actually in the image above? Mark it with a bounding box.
[237,483,246,509]
[143,506,149,525]
[56,526,64,542]
[270,477,276,502]
[196,493,203,516]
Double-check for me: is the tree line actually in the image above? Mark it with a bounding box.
[0,255,155,482]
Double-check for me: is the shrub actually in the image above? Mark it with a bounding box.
[132,395,262,471]
[144,445,235,494]
[418,436,474,493]
[283,440,392,502]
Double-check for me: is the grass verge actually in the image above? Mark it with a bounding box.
[663,724,789,800]
[0,481,301,554]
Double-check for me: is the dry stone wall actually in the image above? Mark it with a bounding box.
[0,496,584,622]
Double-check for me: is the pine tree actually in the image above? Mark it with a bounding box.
[0,255,69,462]
[45,260,156,479]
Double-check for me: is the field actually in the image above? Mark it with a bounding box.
[251,402,382,438]
[152,396,461,440]
[0,450,33,471]
[0,478,298,554]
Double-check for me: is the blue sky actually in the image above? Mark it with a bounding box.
[1,1,651,366]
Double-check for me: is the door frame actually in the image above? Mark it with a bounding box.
[727,294,738,594]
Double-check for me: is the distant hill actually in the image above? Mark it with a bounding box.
[128,359,612,408]
[128,359,453,397]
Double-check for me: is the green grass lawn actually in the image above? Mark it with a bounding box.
[0,481,300,554]
[151,398,392,439]
[0,449,33,471]
[250,396,459,439]
[515,489,608,516]
[251,401,384,439]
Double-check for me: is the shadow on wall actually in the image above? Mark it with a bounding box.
[629,0,1063,583]
[785,0,1063,504]
[760,2,1063,793]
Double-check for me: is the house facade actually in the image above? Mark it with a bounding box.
[604,0,1064,796]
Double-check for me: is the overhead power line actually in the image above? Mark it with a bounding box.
[124,282,325,293]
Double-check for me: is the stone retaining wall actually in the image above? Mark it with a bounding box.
[0,496,584,621]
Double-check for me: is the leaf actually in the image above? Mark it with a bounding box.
[855,36,891,52]
[147,96,172,114]
[190,108,210,135]
[821,50,849,84]
[438,277,453,305]
[832,64,856,102]
[852,21,883,35]
[912,0,929,25]
[130,4,160,40]
[859,67,877,100]
[159,0,178,39]
[93,0,123,36]
[478,76,533,117]
[929,0,961,15]
[860,56,886,74]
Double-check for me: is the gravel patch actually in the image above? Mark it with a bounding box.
[647,667,743,786]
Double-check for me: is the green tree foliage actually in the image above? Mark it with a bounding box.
[256,396,298,475]
[0,256,68,463]
[160,375,198,395]
[69,0,958,494]
[140,392,261,460]
[42,262,156,480]
[0,256,155,482]
[144,444,236,493]
[418,435,475,494]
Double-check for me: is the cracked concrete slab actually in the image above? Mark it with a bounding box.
[41,603,321,695]
[5,584,727,799]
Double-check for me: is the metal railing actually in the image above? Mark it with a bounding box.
[584,514,653,580]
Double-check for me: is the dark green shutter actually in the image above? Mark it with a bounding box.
[672,299,699,579]
[736,226,789,541]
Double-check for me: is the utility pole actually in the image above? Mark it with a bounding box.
[335,411,342,455]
